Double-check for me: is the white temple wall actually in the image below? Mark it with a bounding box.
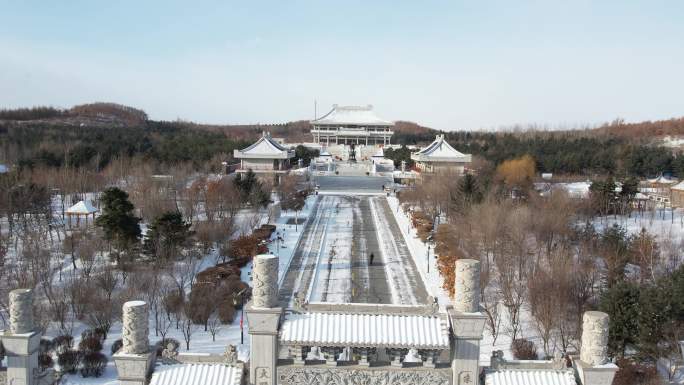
[242,158,277,171]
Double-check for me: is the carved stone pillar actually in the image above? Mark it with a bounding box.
[454,259,480,313]
[113,300,155,385]
[450,259,486,385]
[2,288,41,385]
[573,311,618,385]
[580,311,609,366]
[247,254,282,385]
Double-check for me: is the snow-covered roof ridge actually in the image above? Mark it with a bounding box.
[150,363,243,385]
[234,131,294,159]
[311,104,393,126]
[672,180,684,190]
[411,134,472,163]
[66,200,98,215]
[485,369,576,385]
[647,174,678,184]
[280,310,450,349]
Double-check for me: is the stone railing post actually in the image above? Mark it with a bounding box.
[449,259,486,385]
[1,288,42,385]
[113,300,155,385]
[573,311,618,385]
[247,254,282,385]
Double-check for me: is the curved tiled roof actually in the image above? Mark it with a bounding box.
[411,135,471,163]
[150,363,243,385]
[485,369,576,385]
[280,312,450,349]
[234,132,294,159]
[312,105,393,126]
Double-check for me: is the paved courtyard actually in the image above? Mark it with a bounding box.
[278,178,429,307]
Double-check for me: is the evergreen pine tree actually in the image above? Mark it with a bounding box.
[143,211,192,260]
[599,281,640,358]
[95,187,141,259]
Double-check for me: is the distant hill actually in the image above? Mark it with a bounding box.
[0,102,148,127]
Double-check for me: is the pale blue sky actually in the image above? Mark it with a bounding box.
[1,1,683,130]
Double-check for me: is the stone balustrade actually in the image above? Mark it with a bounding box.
[285,345,444,368]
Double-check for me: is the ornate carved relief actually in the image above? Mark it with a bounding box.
[121,301,149,354]
[253,255,278,308]
[454,259,480,313]
[9,288,34,334]
[277,367,450,385]
[580,311,609,366]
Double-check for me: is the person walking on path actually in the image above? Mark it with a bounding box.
[369,252,375,266]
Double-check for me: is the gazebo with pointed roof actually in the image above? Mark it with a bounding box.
[411,134,471,174]
[233,132,295,178]
[66,200,98,227]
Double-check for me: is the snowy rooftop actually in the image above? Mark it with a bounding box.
[372,148,384,158]
[411,135,471,163]
[485,369,576,385]
[234,132,295,159]
[280,312,450,349]
[149,363,243,385]
[66,200,98,215]
[0,164,7,173]
[311,105,393,126]
[671,181,684,191]
[647,175,678,184]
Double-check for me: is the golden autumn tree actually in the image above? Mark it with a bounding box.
[495,154,536,191]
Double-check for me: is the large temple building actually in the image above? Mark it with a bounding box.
[311,104,394,146]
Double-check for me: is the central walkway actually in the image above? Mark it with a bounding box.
[278,190,429,308]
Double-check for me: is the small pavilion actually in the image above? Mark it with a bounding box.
[66,200,98,227]
[233,132,295,182]
[411,134,471,174]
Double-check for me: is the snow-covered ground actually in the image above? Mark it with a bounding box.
[52,204,277,384]
[308,197,353,303]
[371,197,421,305]
[593,207,684,245]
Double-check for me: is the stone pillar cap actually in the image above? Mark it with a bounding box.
[457,259,480,264]
[124,300,147,307]
[255,254,278,260]
[584,311,609,319]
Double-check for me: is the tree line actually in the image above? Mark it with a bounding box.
[386,131,684,178]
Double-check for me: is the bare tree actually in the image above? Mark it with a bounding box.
[167,255,201,294]
[207,312,221,342]
[180,306,197,351]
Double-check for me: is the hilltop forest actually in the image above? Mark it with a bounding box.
[1,103,684,178]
